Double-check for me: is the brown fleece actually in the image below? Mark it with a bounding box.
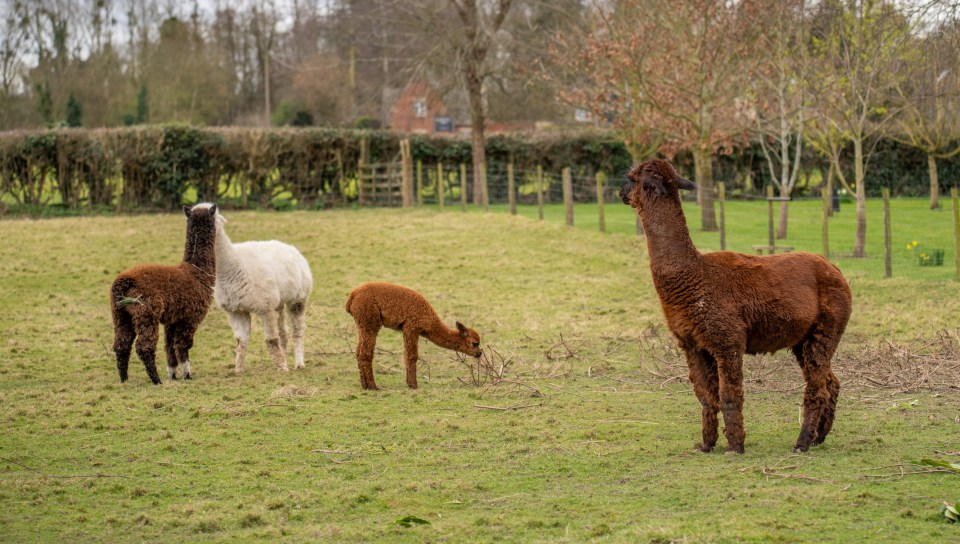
[620,159,852,453]
[345,282,483,390]
[110,205,218,385]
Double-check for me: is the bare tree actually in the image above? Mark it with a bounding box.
[554,0,764,231]
[752,0,809,239]
[449,0,513,205]
[806,0,917,258]
[890,9,960,210]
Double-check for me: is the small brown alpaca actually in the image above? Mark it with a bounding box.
[345,282,483,390]
[620,160,852,453]
[110,204,218,385]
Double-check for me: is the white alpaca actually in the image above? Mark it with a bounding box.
[213,213,313,372]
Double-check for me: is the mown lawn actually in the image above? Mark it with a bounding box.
[1,207,958,543]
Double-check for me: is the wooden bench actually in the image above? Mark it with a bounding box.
[752,245,795,255]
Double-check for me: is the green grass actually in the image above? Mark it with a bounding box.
[1,208,958,543]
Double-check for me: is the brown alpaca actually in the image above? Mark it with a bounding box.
[110,204,218,385]
[620,160,852,453]
[345,282,483,390]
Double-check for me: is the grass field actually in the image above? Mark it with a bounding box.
[1,206,959,543]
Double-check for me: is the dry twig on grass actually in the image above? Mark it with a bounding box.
[1,457,129,479]
[473,403,543,411]
[761,464,835,484]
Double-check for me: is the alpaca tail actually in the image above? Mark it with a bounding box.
[345,290,356,316]
[110,276,138,321]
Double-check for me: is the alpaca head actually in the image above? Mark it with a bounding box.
[182,203,219,262]
[454,321,483,358]
[619,159,696,212]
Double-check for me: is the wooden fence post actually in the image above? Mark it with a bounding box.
[952,187,960,281]
[821,180,830,258]
[596,171,606,233]
[507,161,516,215]
[400,139,413,208]
[536,164,544,221]
[460,163,467,212]
[766,184,775,252]
[481,162,489,212]
[718,182,726,250]
[437,163,444,210]
[562,167,573,226]
[416,159,423,207]
[883,187,892,278]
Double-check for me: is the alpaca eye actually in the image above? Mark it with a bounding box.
[472,342,480,348]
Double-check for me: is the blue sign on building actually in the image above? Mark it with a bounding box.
[434,116,454,133]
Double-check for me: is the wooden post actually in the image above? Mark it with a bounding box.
[718,182,726,250]
[481,162,489,212]
[562,167,573,226]
[460,162,467,212]
[400,139,413,208]
[766,184,775,253]
[596,171,606,233]
[882,187,892,278]
[416,159,423,207]
[821,180,830,258]
[437,163,444,210]
[952,187,960,281]
[507,161,516,215]
[536,164,544,221]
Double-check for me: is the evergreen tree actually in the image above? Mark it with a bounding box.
[66,91,82,127]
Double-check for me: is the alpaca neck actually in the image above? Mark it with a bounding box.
[182,225,216,278]
[640,197,704,296]
[423,320,462,351]
[214,226,242,277]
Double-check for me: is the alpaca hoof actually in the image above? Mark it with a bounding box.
[694,443,714,453]
[295,363,305,370]
[151,379,162,385]
[169,373,179,380]
[184,372,192,380]
[792,444,810,453]
[725,445,745,455]
[278,366,290,372]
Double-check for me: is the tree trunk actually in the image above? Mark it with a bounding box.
[465,66,486,205]
[692,146,717,231]
[853,137,866,258]
[777,191,789,240]
[928,153,940,210]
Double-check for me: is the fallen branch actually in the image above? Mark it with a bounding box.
[474,403,543,411]
[1,457,129,479]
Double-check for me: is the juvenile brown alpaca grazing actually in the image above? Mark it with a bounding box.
[345,282,483,390]
[620,160,852,453]
[110,204,218,385]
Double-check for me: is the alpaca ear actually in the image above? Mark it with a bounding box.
[456,321,467,336]
[642,175,667,196]
[183,205,191,218]
[676,176,696,191]
[209,204,218,216]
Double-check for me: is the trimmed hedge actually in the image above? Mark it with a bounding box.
[0,126,953,213]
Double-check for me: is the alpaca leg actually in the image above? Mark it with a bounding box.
[133,320,162,385]
[686,348,720,452]
[226,311,252,373]
[288,301,307,369]
[792,337,838,452]
[277,306,288,354]
[164,323,180,380]
[261,309,288,371]
[402,330,420,389]
[715,352,746,454]
[113,310,135,383]
[173,321,198,380]
[354,323,380,390]
[815,370,841,444]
